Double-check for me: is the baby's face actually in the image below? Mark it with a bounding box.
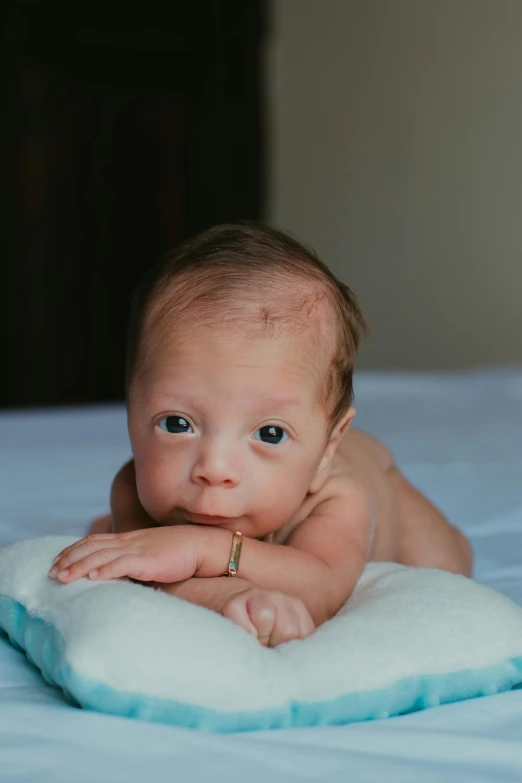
[127,328,346,539]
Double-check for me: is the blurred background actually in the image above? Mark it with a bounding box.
[2,0,522,409]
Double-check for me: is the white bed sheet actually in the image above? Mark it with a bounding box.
[0,368,521,783]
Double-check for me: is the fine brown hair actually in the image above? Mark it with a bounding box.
[126,221,367,430]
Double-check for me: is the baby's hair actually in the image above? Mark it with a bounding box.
[126,221,367,431]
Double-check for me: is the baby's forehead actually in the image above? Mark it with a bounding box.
[134,319,331,411]
[149,313,332,375]
[155,322,326,375]
[133,275,338,396]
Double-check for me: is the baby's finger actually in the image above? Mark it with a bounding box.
[51,534,118,566]
[51,547,131,583]
[50,537,123,574]
[222,598,258,639]
[245,595,277,647]
[86,555,146,582]
[268,602,301,647]
[294,603,315,639]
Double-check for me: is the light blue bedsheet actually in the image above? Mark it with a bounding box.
[1,369,521,782]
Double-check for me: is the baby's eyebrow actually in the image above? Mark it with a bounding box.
[255,395,302,410]
[150,389,302,411]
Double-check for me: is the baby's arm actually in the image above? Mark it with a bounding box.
[218,488,372,626]
[146,480,371,630]
[109,460,158,533]
[163,484,371,633]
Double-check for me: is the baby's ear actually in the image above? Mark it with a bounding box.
[308,407,356,494]
[327,406,356,453]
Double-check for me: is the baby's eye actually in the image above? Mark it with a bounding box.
[253,425,289,445]
[157,415,193,434]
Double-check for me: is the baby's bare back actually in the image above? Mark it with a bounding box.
[321,430,472,575]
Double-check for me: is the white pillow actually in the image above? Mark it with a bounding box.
[1,535,522,732]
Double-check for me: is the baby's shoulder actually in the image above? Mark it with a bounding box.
[304,443,375,516]
[316,475,371,530]
[268,469,372,547]
[326,449,372,501]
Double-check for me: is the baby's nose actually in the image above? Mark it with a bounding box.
[190,448,241,487]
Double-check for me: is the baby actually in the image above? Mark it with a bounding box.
[50,222,472,647]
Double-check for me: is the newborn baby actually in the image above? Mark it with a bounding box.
[50,222,472,646]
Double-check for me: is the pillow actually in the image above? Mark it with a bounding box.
[1,535,522,733]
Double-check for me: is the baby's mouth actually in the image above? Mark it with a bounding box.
[183,511,232,526]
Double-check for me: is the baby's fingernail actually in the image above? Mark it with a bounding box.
[89,569,99,579]
[58,569,69,580]
[248,625,259,638]
[49,566,58,578]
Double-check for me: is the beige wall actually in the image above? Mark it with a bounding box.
[267,0,522,369]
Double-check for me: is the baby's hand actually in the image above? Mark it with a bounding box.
[221,588,315,647]
[48,527,200,584]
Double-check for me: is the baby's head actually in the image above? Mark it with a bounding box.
[125,222,366,539]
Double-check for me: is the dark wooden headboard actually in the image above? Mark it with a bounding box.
[1,0,265,407]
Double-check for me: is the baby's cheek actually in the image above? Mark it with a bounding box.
[135,459,181,521]
[255,476,306,526]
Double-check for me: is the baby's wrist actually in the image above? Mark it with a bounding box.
[212,577,254,613]
[163,576,253,614]
[195,526,242,578]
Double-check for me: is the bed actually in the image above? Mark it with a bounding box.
[1,368,521,783]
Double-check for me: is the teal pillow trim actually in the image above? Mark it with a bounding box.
[1,594,522,733]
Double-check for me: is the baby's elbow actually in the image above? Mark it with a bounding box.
[312,569,359,627]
